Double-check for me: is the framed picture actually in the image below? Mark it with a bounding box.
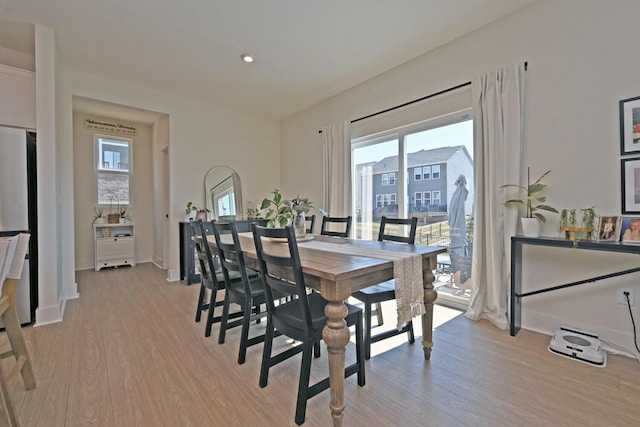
[596,216,621,241]
[620,216,640,242]
[620,96,640,155]
[621,157,640,214]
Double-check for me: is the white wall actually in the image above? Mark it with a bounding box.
[57,67,281,281]
[281,0,640,352]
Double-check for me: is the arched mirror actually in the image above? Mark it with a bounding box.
[204,166,243,220]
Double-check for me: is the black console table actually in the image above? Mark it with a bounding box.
[179,219,266,284]
[510,236,640,336]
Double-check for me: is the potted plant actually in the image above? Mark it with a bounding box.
[260,189,294,228]
[92,207,105,224]
[107,197,121,224]
[185,202,209,221]
[289,196,314,237]
[259,189,323,237]
[559,207,596,241]
[246,207,261,220]
[119,207,133,223]
[501,168,558,237]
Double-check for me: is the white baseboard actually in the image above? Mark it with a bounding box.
[152,254,164,269]
[34,297,66,326]
[166,268,180,282]
[63,281,79,300]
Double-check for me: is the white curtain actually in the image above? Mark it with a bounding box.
[322,121,352,217]
[465,63,526,329]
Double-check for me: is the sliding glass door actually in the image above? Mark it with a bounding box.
[351,112,474,308]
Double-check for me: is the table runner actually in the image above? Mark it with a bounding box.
[298,239,424,329]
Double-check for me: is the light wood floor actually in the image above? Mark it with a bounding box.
[2,262,639,426]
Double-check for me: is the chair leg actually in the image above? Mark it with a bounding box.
[0,292,36,427]
[0,364,17,427]
[374,302,384,326]
[355,315,366,386]
[313,342,321,358]
[259,320,275,388]
[237,300,252,365]
[294,344,314,426]
[204,287,218,338]
[218,293,232,344]
[2,298,35,391]
[195,284,206,322]
[407,320,415,344]
[364,302,373,360]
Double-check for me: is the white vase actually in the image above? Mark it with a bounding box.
[521,217,540,237]
[293,211,306,238]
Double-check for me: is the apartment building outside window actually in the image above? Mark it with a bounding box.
[95,135,132,205]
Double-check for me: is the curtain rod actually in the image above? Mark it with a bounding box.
[318,61,528,134]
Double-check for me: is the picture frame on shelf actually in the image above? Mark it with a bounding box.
[621,157,640,214]
[596,215,621,242]
[619,96,640,155]
[620,216,640,243]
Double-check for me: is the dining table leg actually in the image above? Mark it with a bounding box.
[421,255,439,360]
[323,299,351,427]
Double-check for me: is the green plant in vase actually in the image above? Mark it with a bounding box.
[119,207,133,222]
[260,189,294,228]
[501,168,558,237]
[92,207,105,224]
[560,206,596,242]
[289,196,314,237]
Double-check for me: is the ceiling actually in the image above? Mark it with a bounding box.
[0,0,537,121]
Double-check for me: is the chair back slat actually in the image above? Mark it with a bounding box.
[211,220,252,286]
[378,216,418,244]
[189,219,218,288]
[305,214,316,234]
[320,216,352,238]
[252,224,313,329]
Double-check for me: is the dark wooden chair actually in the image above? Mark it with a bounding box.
[319,215,352,237]
[351,216,418,359]
[190,219,243,337]
[252,224,365,425]
[304,214,316,234]
[212,220,286,365]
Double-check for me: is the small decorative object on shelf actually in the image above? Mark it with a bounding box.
[102,227,111,237]
[559,207,596,241]
[185,202,209,221]
[108,196,121,224]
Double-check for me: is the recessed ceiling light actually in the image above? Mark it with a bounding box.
[241,54,254,63]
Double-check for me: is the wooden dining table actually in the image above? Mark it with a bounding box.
[207,233,445,426]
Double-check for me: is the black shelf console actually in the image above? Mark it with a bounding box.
[510,236,640,336]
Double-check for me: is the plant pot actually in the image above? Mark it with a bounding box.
[107,213,120,224]
[521,217,540,238]
[560,226,592,241]
[293,210,306,238]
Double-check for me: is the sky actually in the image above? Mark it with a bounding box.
[353,119,473,165]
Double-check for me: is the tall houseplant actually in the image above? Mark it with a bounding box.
[501,168,558,237]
